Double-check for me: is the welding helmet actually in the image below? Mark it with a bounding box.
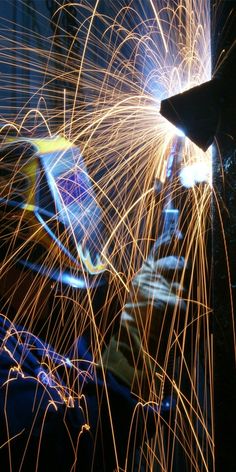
[0,135,107,288]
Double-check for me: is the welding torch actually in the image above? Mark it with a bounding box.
[161,136,185,238]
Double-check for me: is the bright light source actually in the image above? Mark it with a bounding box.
[166,122,186,138]
[180,162,212,188]
[175,127,186,137]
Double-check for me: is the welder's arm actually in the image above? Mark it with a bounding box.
[101,232,188,401]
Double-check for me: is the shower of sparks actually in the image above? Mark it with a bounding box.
[0,1,214,471]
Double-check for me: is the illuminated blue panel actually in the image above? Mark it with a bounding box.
[38,145,103,267]
[57,170,91,205]
[40,146,101,228]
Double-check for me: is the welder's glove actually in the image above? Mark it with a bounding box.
[101,231,189,401]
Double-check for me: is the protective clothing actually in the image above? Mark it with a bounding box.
[102,231,188,401]
[0,315,147,471]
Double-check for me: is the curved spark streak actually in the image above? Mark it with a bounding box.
[0,2,215,471]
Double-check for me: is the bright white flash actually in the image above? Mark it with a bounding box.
[175,127,186,137]
[180,162,212,188]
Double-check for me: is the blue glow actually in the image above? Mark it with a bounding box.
[163,209,179,213]
[161,395,176,412]
[38,145,105,272]
[175,127,186,137]
[20,259,105,288]
[163,208,179,235]
[40,147,101,237]
[37,369,53,387]
[20,259,88,289]
[65,357,72,367]
[35,210,79,264]
[61,273,89,289]
[57,170,90,205]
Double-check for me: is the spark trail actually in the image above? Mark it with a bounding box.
[0,1,214,471]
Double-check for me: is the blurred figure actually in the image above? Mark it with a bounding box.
[0,137,189,471]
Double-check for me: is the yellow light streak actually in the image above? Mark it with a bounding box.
[0,1,218,471]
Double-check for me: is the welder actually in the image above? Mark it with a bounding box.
[0,135,191,471]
